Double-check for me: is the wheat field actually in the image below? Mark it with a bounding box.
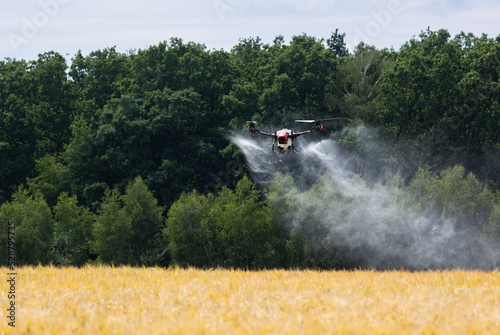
[1,266,499,334]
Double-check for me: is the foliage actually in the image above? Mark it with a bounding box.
[92,188,133,265]
[0,52,72,202]
[122,176,166,266]
[0,188,52,265]
[408,165,495,231]
[92,177,165,265]
[51,192,94,266]
[333,43,394,124]
[0,29,499,268]
[27,154,73,207]
[378,29,500,188]
[167,176,284,269]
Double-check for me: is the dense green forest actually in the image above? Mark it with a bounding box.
[1,28,499,269]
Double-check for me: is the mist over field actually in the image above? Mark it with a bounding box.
[233,128,499,270]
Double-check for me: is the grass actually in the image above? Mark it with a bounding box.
[1,266,499,334]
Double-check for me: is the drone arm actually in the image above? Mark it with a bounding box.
[248,124,275,137]
[290,126,322,139]
[292,118,339,138]
[255,130,276,137]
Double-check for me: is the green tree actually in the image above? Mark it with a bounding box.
[69,47,131,114]
[0,53,72,202]
[223,81,260,128]
[378,29,500,187]
[379,29,461,138]
[0,189,52,265]
[51,193,94,266]
[213,176,284,269]
[332,43,393,124]
[408,165,495,232]
[122,176,165,266]
[167,176,284,269]
[92,189,133,265]
[29,52,73,155]
[166,191,213,267]
[487,199,500,245]
[260,34,338,119]
[327,29,349,59]
[259,73,299,118]
[27,154,73,207]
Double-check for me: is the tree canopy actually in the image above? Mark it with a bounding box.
[0,29,499,269]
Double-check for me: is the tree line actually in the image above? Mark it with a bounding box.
[0,28,499,268]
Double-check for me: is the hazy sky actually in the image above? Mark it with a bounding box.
[1,0,499,61]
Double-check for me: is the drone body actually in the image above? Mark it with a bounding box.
[275,129,293,151]
[247,118,339,153]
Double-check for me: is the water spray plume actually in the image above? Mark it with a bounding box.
[232,128,499,270]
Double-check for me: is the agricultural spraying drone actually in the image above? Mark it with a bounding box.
[247,118,339,153]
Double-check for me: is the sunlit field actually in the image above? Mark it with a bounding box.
[2,266,499,334]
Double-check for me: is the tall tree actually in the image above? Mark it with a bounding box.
[0,53,72,202]
[27,154,73,207]
[378,29,500,187]
[92,189,133,265]
[51,193,94,266]
[218,175,282,269]
[327,29,349,59]
[166,191,213,267]
[0,189,52,265]
[122,176,165,266]
[69,47,131,117]
[332,43,393,124]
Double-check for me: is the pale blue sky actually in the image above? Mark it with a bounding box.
[1,0,499,61]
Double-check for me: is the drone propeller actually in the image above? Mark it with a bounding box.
[295,118,340,123]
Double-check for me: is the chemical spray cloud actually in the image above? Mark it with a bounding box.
[232,129,498,270]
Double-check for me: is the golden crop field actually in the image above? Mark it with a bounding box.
[1,266,499,334]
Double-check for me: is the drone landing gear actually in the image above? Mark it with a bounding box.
[271,137,300,153]
[271,144,299,154]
